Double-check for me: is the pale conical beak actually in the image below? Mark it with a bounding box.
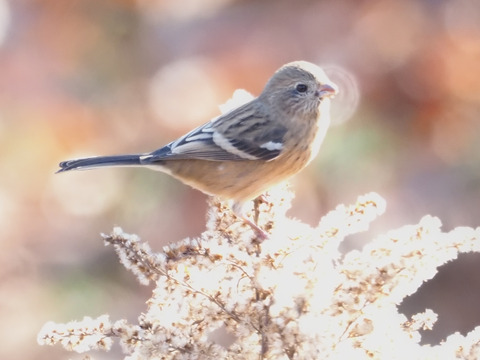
[317,83,339,99]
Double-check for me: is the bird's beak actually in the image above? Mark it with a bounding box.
[316,83,338,99]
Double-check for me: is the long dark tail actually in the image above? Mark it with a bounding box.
[57,154,142,173]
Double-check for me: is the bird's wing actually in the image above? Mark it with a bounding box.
[143,102,287,163]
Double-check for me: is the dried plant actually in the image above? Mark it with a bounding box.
[38,186,480,359]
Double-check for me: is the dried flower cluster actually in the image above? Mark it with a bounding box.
[38,187,480,359]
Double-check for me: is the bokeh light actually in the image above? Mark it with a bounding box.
[0,0,10,47]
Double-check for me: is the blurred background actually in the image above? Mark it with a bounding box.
[0,0,479,358]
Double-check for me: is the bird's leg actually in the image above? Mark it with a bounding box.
[232,200,269,240]
[253,194,270,224]
[243,216,269,241]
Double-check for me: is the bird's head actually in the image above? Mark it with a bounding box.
[261,61,338,118]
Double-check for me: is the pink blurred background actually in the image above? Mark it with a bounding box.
[1,0,479,358]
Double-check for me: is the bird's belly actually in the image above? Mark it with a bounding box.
[162,149,312,202]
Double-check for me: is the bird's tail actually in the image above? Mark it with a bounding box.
[57,154,142,173]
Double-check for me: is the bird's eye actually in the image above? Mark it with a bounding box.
[295,83,308,93]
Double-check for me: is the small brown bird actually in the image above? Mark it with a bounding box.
[58,61,338,235]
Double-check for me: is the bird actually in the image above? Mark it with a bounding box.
[58,61,338,237]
